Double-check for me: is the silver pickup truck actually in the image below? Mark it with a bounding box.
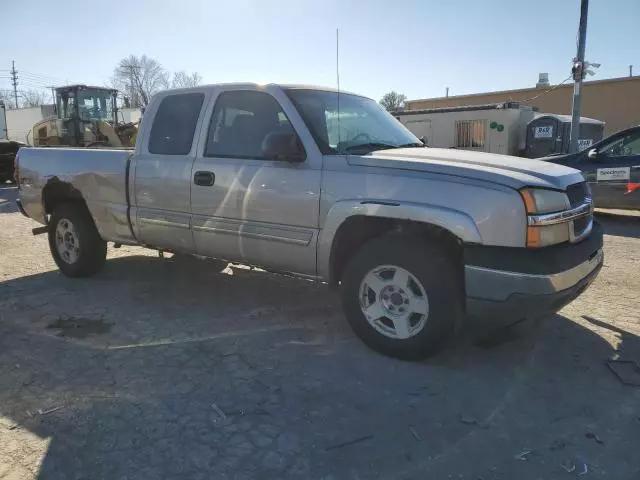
[15,84,604,359]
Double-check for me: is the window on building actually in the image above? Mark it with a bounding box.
[148,93,204,155]
[455,120,485,149]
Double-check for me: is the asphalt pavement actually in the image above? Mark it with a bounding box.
[1,184,639,479]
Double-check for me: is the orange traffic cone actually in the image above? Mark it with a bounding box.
[626,183,640,194]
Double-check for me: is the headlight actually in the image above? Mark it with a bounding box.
[519,188,569,214]
[520,188,571,248]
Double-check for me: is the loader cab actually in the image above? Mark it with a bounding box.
[55,85,118,146]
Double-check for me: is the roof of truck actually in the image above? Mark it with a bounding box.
[159,83,364,98]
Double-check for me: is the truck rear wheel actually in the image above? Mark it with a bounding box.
[340,234,462,360]
[48,203,107,277]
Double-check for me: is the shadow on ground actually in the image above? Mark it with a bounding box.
[596,211,640,239]
[1,255,638,479]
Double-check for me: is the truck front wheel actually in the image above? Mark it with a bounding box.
[48,203,107,277]
[341,235,462,360]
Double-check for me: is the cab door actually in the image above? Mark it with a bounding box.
[133,91,207,251]
[580,128,640,209]
[190,88,321,276]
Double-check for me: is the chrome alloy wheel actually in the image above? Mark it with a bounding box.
[358,265,429,339]
[55,218,80,264]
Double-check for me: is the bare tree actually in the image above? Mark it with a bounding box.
[171,71,202,89]
[379,91,407,112]
[112,55,169,108]
[0,90,16,109]
[21,89,48,108]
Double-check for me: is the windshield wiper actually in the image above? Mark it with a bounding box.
[397,142,425,148]
[343,142,400,153]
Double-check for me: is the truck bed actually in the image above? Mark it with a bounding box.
[17,147,135,243]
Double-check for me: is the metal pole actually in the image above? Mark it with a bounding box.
[569,0,589,154]
[10,61,19,109]
[48,86,56,113]
[630,65,633,77]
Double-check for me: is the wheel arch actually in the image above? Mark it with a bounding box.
[42,179,104,239]
[320,200,481,285]
[42,178,87,216]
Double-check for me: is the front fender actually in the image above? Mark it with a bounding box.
[317,199,483,280]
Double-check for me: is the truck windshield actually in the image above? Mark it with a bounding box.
[285,89,421,154]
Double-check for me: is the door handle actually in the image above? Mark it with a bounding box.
[194,171,215,186]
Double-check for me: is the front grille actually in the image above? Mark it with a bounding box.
[566,181,590,208]
[573,216,590,236]
[566,182,592,242]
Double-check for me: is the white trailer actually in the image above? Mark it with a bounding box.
[395,102,604,158]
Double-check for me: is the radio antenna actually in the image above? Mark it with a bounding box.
[336,28,341,146]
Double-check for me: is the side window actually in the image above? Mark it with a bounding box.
[205,91,296,159]
[148,93,204,155]
[625,135,640,155]
[599,131,640,158]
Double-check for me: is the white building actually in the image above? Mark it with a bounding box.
[6,105,56,144]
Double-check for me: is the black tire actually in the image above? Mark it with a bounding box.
[341,234,462,360]
[48,203,107,277]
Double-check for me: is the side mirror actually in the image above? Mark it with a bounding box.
[587,148,599,161]
[418,136,428,146]
[262,132,305,162]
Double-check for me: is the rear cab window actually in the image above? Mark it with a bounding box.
[148,93,205,155]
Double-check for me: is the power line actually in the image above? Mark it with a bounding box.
[0,68,66,85]
[520,75,573,104]
[0,76,49,87]
[14,69,66,83]
[20,71,66,84]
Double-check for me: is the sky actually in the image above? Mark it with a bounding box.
[2,0,639,103]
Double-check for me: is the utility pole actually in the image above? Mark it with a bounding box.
[10,61,19,109]
[569,0,589,154]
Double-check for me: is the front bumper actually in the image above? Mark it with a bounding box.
[464,223,604,320]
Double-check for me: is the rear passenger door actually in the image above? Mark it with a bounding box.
[190,88,321,276]
[133,91,207,251]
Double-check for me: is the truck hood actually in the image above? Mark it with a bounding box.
[348,147,584,190]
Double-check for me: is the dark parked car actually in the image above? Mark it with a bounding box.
[0,139,24,183]
[539,125,640,210]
